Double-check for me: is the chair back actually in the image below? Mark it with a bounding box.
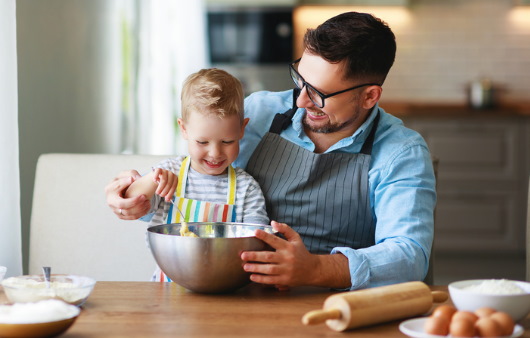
[29,153,167,281]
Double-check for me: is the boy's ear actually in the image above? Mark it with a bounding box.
[177,118,188,139]
[240,118,249,138]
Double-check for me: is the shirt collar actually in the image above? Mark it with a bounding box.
[291,103,381,151]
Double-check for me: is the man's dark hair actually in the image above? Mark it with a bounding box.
[303,12,396,84]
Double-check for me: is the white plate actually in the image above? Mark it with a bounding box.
[399,317,524,338]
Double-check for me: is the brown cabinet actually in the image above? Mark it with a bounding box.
[402,115,529,253]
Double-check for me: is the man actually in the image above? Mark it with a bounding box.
[105,12,436,290]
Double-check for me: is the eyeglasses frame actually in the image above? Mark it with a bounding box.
[289,58,382,108]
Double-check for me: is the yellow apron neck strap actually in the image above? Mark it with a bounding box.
[227,165,236,205]
[175,156,236,204]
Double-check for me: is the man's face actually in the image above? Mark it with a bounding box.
[295,53,376,136]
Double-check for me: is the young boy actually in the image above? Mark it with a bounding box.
[125,69,269,281]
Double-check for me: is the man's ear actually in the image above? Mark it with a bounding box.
[362,85,383,110]
[177,118,188,140]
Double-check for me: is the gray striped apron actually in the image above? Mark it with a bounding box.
[245,90,378,254]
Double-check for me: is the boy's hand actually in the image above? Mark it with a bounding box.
[152,168,178,202]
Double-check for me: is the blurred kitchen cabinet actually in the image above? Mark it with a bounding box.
[297,0,408,4]
[403,116,529,254]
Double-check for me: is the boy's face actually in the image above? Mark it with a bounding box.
[178,111,248,176]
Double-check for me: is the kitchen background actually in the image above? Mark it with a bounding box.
[16,0,529,283]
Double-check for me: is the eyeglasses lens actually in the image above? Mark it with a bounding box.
[290,67,302,89]
[290,66,324,108]
[306,87,323,108]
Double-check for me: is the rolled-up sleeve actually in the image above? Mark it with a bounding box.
[333,142,436,290]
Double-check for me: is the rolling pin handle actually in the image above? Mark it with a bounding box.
[302,308,342,325]
[431,291,449,303]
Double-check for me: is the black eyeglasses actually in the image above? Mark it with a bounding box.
[289,58,381,108]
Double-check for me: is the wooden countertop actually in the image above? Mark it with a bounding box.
[1,282,529,337]
[379,101,530,118]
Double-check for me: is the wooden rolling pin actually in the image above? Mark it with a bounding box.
[302,281,448,332]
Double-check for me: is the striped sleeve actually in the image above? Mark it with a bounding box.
[234,168,269,225]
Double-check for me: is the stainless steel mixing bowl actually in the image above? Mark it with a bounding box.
[147,222,274,293]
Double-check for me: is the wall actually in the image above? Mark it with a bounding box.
[295,0,530,105]
[17,0,122,272]
[381,0,530,104]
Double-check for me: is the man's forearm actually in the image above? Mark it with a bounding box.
[313,253,351,289]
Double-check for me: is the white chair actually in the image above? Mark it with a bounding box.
[29,153,167,281]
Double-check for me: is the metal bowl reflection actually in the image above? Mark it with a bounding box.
[147,222,273,294]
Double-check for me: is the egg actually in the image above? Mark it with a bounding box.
[424,316,450,336]
[475,317,504,337]
[489,311,515,336]
[452,311,479,323]
[474,307,496,318]
[432,305,457,322]
[449,318,476,337]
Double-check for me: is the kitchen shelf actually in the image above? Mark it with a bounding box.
[379,102,530,118]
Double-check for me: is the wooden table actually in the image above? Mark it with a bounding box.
[1,282,529,337]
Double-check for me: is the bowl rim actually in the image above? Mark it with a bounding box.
[448,279,530,296]
[147,222,276,237]
[1,274,96,290]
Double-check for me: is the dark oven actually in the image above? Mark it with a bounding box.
[207,6,294,94]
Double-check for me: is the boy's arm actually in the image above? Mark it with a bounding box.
[125,168,179,202]
[124,172,158,200]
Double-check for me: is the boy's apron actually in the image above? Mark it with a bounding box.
[152,156,237,282]
[245,89,378,254]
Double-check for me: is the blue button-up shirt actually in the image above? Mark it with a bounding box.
[234,90,436,290]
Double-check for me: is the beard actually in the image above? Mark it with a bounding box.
[302,107,360,134]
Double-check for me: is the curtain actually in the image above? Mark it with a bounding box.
[0,0,23,278]
[121,0,208,155]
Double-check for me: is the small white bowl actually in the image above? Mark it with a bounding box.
[1,274,96,306]
[449,279,530,322]
[0,300,80,338]
[0,317,78,338]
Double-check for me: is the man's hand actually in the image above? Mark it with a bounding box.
[105,170,151,220]
[240,221,352,289]
[240,221,315,287]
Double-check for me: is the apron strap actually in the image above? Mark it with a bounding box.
[175,155,237,204]
[269,88,300,134]
[176,156,191,198]
[360,112,380,155]
[227,165,236,205]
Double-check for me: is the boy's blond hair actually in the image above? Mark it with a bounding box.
[181,68,244,123]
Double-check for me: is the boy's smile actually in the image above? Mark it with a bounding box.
[178,112,248,176]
